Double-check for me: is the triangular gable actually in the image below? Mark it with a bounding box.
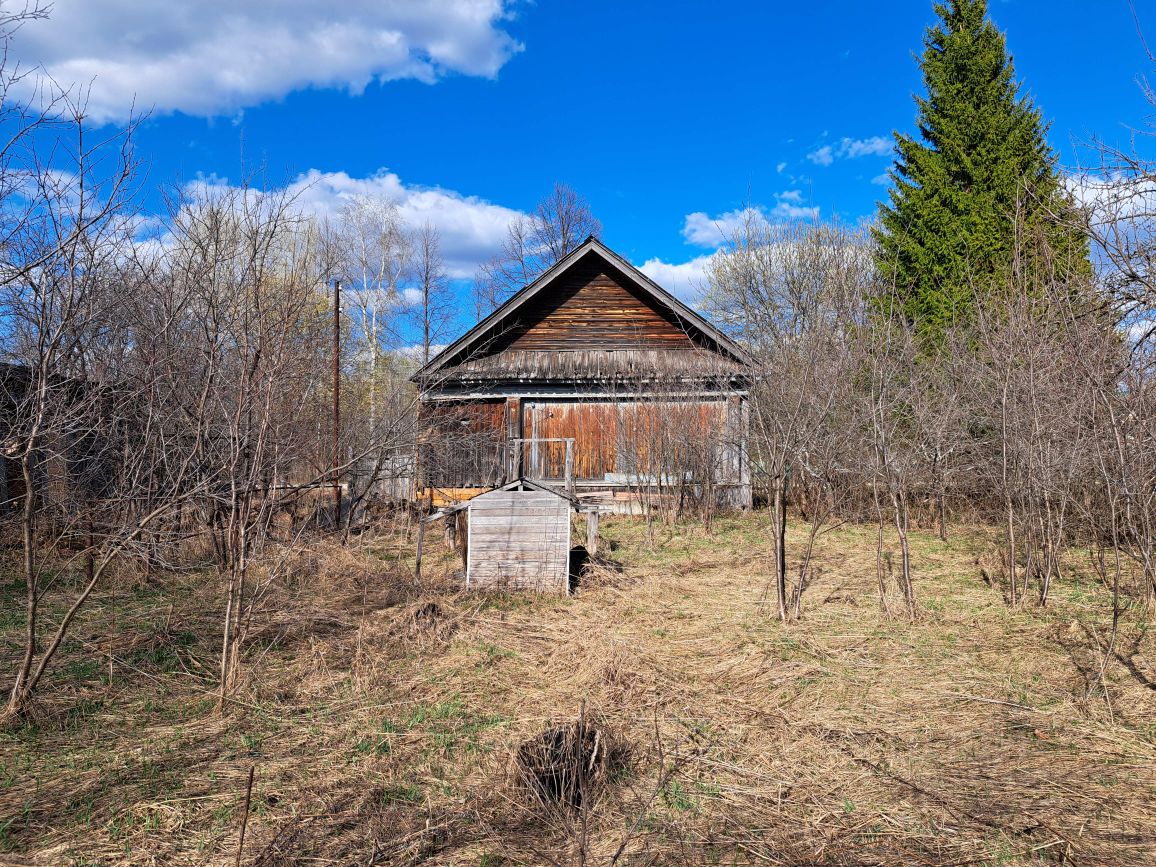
[413,237,750,381]
[428,477,579,519]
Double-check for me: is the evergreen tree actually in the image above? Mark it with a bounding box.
[875,0,1086,341]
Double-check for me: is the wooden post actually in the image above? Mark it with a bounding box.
[565,439,575,498]
[456,510,469,569]
[586,509,599,556]
[414,492,431,584]
[235,764,255,867]
[505,397,521,480]
[332,278,342,528]
[414,517,426,585]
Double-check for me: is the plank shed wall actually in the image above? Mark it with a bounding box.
[466,490,571,593]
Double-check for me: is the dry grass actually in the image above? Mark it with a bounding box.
[1,513,1155,866]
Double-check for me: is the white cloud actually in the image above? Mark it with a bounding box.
[286,169,523,278]
[681,196,818,249]
[638,255,713,304]
[772,200,820,221]
[1066,171,1156,224]
[682,210,746,248]
[807,146,834,167]
[840,136,892,158]
[871,173,890,186]
[397,342,448,363]
[1126,318,1156,345]
[182,168,524,279]
[776,161,788,173]
[808,135,893,167]
[9,0,522,122]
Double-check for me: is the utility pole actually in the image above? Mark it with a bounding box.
[333,278,341,527]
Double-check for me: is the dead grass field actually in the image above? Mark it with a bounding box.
[1,513,1155,866]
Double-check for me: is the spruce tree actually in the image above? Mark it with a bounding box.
[875,0,1085,341]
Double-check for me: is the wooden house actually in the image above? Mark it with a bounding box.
[413,236,752,510]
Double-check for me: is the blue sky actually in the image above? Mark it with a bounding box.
[9,0,1156,315]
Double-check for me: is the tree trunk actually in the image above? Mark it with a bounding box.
[873,485,891,618]
[6,451,39,720]
[772,473,788,622]
[891,488,915,621]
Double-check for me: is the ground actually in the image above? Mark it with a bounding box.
[1,514,1154,865]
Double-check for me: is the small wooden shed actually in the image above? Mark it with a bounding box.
[461,480,576,593]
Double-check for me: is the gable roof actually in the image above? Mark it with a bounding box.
[426,477,580,519]
[412,236,750,382]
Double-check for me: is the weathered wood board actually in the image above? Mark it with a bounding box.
[466,488,572,593]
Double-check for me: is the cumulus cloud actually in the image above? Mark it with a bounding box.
[682,210,745,248]
[681,196,818,249]
[9,0,523,122]
[840,136,892,158]
[808,135,893,166]
[287,169,523,278]
[807,145,834,167]
[1066,171,1156,224]
[658,195,820,302]
[180,168,523,279]
[638,254,714,304]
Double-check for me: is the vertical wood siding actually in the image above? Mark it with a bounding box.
[521,400,729,481]
[418,400,507,487]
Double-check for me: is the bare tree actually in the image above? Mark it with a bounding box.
[474,183,601,316]
[705,215,871,620]
[334,194,410,435]
[154,179,338,705]
[0,90,212,720]
[967,218,1111,608]
[406,221,453,367]
[861,308,921,621]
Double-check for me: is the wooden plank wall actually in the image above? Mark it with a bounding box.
[498,256,698,353]
[521,400,729,481]
[467,490,571,593]
[418,399,507,487]
[524,401,618,479]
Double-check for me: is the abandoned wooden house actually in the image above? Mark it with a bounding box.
[413,236,752,511]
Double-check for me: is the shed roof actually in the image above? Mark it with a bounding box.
[430,478,580,518]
